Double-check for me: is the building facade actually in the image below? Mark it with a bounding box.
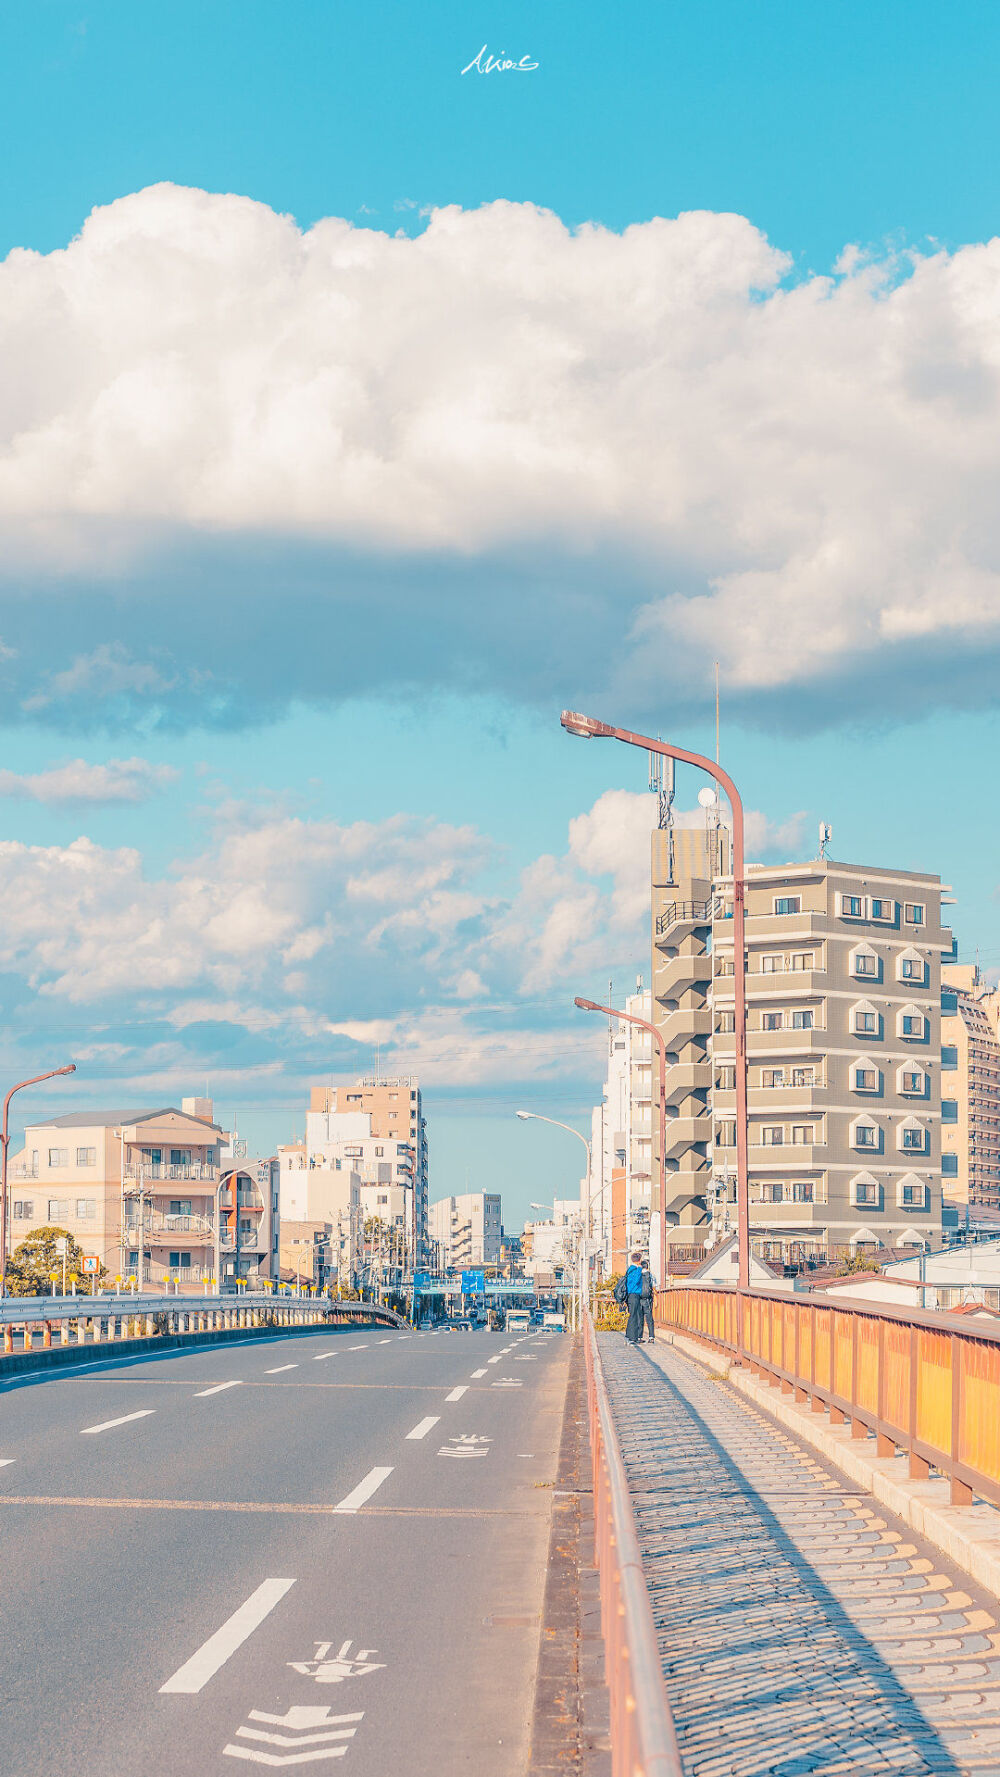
[427,1191,502,1271]
[310,1076,428,1261]
[940,963,1000,1212]
[710,858,949,1264]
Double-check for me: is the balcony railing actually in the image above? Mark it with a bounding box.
[10,1164,39,1180]
[655,898,713,937]
[125,1163,218,1183]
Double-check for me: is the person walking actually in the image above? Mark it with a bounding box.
[638,1256,655,1344]
[624,1249,644,1346]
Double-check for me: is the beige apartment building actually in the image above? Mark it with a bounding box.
[940,964,1000,1212]
[310,1076,428,1259]
[710,859,950,1264]
[427,1192,502,1271]
[8,1099,226,1288]
[277,1141,361,1288]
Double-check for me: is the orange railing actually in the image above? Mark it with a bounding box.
[657,1285,1000,1507]
[584,1307,683,1777]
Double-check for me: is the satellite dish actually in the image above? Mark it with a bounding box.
[697,786,717,809]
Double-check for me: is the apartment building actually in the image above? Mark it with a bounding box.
[217,1156,280,1288]
[8,1098,226,1289]
[310,1076,428,1260]
[427,1191,502,1271]
[709,858,949,1264]
[588,990,655,1271]
[277,1141,361,1287]
[940,963,1000,1212]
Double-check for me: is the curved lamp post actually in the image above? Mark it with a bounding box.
[515,1110,591,1329]
[0,1064,77,1296]
[561,709,749,1295]
[574,996,667,1287]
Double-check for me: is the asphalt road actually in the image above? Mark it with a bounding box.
[0,1321,571,1777]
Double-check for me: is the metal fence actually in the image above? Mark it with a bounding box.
[0,1289,404,1351]
[583,1307,683,1777]
[658,1284,1000,1508]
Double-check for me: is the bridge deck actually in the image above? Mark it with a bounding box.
[600,1333,1000,1777]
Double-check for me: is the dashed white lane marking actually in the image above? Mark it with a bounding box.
[81,1410,156,1435]
[159,1577,296,1694]
[265,1365,298,1375]
[379,1338,391,1345]
[487,1356,502,1365]
[195,1381,244,1397]
[0,1459,15,1467]
[334,1466,394,1514]
[313,1351,337,1361]
[445,1386,467,1402]
[406,1416,441,1440]
[471,1368,487,1379]
[348,1344,368,1351]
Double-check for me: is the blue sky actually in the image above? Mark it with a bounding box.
[2,0,1000,1224]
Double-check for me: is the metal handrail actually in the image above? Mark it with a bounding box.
[584,1306,683,1777]
[655,897,713,937]
[0,1290,400,1327]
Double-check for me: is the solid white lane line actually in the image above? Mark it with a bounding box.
[265,1364,298,1375]
[81,1409,156,1435]
[406,1416,441,1440]
[445,1386,467,1402]
[195,1381,243,1397]
[159,1578,296,1694]
[348,1344,368,1351]
[334,1466,393,1513]
[471,1368,487,1379]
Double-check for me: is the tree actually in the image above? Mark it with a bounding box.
[6,1226,107,1296]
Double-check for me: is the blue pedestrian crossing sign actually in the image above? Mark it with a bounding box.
[461,1269,486,1294]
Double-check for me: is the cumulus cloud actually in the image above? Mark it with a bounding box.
[2,186,1000,729]
[0,756,177,803]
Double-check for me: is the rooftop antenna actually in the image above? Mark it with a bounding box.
[649,734,675,881]
[818,821,832,861]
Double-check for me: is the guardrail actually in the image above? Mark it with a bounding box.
[583,1306,683,1777]
[658,1284,1000,1509]
[0,1290,405,1352]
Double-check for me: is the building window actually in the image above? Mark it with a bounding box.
[75,1199,95,1218]
[852,1179,879,1207]
[853,1066,879,1092]
[761,1068,784,1088]
[941,1045,958,1070]
[761,1126,784,1145]
[716,1067,736,1089]
[12,1200,33,1219]
[791,1125,814,1145]
[791,1010,814,1030]
[900,1069,925,1094]
[168,1251,193,1268]
[791,1067,815,1086]
[942,1154,959,1177]
[762,1012,783,1031]
[899,956,924,983]
[716,1013,736,1033]
[901,1013,925,1038]
[773,896,801,915]
[899,1181,925,1208]
[942,1099,958,1124]
[715,1122,736,1147]
[870,897,894,922]
[792,1182,814,1203]
[840,894,864,918]
[762,1183,784,1203]
[904,903,925,926]
[47,1149,68,1168]
[761,955,782,973]
[75,1147,96,1166]
[853,1125,878,1149]
[852,951,878,978]
[792,953,814,970]
[853,1009,878,1035]
[47,1199,70,1221]
[900,1126,926,1152]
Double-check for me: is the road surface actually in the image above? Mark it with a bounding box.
[0,1322,570,1775]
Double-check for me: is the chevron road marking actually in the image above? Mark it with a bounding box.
[223,1708,363,1766]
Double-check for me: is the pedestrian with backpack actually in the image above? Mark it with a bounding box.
[623,1249,644,1345]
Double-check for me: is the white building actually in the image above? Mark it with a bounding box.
[427,1192,502,1271]
[522,1198,582,1280]
[585,987,654,1274]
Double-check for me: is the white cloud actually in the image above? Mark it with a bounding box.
[3,186,1000,720]
[0,756,176,804]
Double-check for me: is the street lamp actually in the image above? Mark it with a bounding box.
[561,709,750,1295]
[515,1111,591,1329]
[574,995,666,1286]
[0,1064,77,1297]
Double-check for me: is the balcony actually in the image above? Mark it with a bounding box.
[10,1163,39,1180]
[655,898,714,941]
[144,1213,214,1242]
[126,1163,218,1183]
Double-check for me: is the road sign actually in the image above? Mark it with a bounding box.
[413,1272,431,1291]
[54,1237,68,1255]
[461,1269,485,1294]
[81,1255,99,1274]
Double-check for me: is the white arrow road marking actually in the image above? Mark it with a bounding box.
[406,1416,440,1440]
[160,1578,296,1693]
[196,1381,244,1397]
[223,1711,361,1766]
[439,1434,491,1459]
[470,1368,487,1378]
[445,1386,467,1402]
[81,1410,156,1435]
[333,1466,393,1513]
[266,1365,298,1374]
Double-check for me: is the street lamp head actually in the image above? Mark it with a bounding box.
[57,1064,76,1077]
[515,1110,532,1121]
[574,997,602,1013]
[560,710,614,740]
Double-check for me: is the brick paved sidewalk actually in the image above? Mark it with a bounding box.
[600,1332,1000,1777]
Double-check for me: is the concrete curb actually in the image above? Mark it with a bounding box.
[656,1327,1000,1606]
[0,1320,368,1381]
